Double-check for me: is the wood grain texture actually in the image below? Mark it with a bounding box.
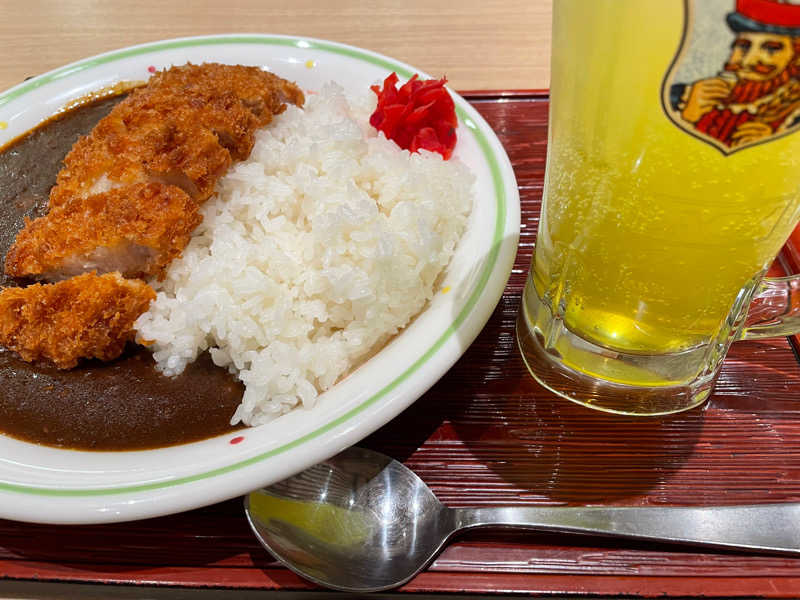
[0,0,551,93]
[1,94,800,598]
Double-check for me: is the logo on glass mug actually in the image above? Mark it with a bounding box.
[663,0,800,154]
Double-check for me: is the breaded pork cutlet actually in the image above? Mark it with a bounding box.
[0,272,156,369]
[49,63,304,208]
[49,102,233,207]
[148,63,306,127]
[122,84,260,160]
[5,183,201,282]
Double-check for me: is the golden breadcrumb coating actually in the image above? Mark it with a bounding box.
[50,102,232,207]
[122,83,260,160]
[5,183,201,281]
[148,62,306,126]
[48,133,149,207]
[0,272,156,369]
[49,63,304,208]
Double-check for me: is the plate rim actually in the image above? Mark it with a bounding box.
[0,34,520,511]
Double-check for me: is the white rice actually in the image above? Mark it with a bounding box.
[134,82,474,426]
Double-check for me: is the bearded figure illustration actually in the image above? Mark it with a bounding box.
[668,0,800,150]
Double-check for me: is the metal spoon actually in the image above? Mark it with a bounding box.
[245,446,800,593]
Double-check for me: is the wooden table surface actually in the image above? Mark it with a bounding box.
[0,0,551,93]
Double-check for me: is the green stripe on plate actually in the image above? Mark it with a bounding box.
[0,36,508,496]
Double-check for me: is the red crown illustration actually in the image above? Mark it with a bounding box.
[728,0,800,34]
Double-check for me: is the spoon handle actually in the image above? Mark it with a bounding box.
[452,503,800,554]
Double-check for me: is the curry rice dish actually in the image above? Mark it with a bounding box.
[0,63,305,369]
[0,64,474,436]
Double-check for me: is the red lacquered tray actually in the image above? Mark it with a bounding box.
[2,92,800,598]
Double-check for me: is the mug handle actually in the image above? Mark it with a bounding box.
[739,275,800,340]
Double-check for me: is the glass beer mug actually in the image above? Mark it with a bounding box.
[517,0,800,415]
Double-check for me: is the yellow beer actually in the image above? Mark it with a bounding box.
[519,0,800,412]
[531,0,800,361]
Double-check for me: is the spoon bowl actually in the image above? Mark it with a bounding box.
[245,447,454,592]
[246,446,800,592]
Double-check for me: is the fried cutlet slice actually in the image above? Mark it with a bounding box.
[148,62,305,126]
[122,83,261,160]
[0,272,155,369]
[49,107,232,208]
[48,63,304,208]
[5,183,201,282]
[48,132,150,207]
[128,111,232,203]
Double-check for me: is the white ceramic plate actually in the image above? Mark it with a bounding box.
[0,34,519,524]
